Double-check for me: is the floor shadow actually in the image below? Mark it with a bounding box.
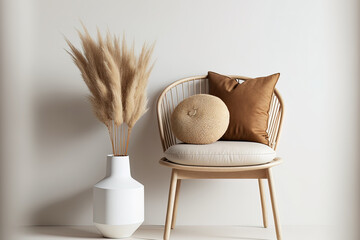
[26,225,160,240]
[131,225,163,240]
[169,225,272,240]
[213,237,269,240]
[29,226,102,238]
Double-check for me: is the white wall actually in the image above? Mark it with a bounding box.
[1,0,359,238]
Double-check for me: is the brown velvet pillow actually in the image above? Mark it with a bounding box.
[208,71,279,145]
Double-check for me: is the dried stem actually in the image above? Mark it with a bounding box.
[125,127,132,155]
[108,123,115,155]
[123,124,127,155]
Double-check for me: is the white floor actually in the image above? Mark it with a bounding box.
[18,225,340,240]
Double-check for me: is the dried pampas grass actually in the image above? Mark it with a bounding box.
[66,25,155,156]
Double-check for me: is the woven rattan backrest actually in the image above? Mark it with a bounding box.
[156,75,284,152]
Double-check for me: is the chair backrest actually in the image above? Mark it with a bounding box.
[156,75,284,152]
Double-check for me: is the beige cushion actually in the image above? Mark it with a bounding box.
[171,94,229,144]
[164,141,276,166]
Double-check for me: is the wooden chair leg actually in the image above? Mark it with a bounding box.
[164,170,178,240]
[258,178,268,228]
[267,168,282,240]
[171,179,181,229]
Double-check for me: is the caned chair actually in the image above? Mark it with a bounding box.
[156,75,284,240]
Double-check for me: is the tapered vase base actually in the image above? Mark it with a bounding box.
[94,222,142,239]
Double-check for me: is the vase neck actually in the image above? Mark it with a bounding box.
[106,155,131,178]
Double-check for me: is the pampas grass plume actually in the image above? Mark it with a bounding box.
[66,25,155,156]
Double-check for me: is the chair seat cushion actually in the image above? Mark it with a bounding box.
[164,141,276,166]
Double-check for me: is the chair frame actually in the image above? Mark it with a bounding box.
[156,75,284,240]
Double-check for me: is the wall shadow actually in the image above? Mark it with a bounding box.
[32,188,92,225]
[356,2,360,239]
[33,94,100,156]
[30,92,103,226]
[126,90,172,223]
[29,87,170,226]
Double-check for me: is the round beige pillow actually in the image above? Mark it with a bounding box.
[171,94,230,144]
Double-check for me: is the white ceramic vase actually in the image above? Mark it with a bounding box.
[93,155,144,238]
